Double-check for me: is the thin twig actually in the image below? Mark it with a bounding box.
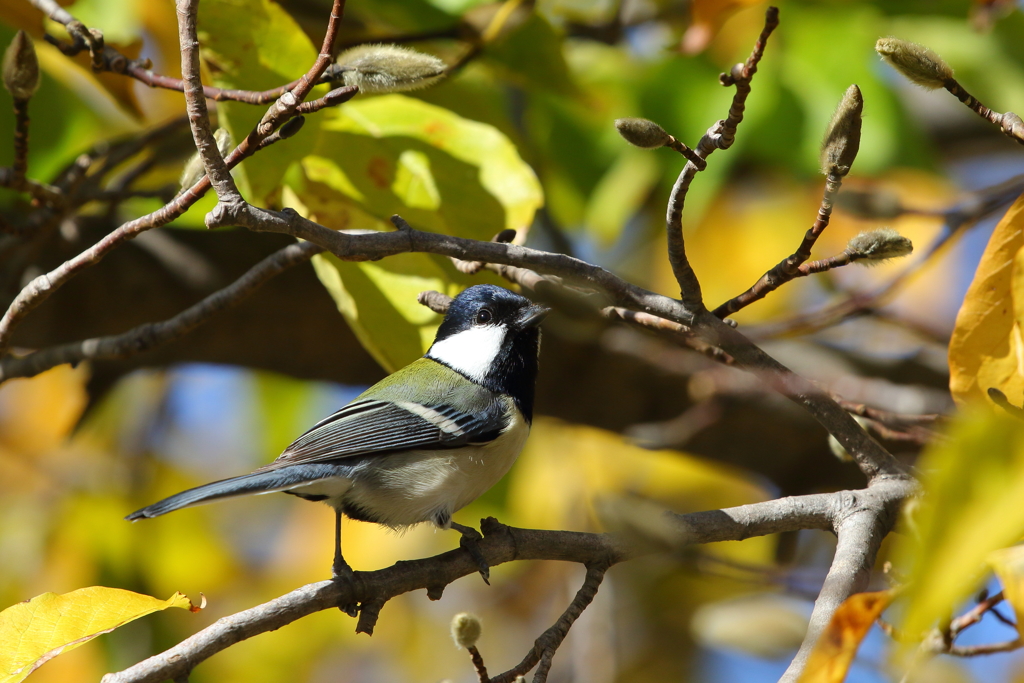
[0,241,322,384]
[0,168,66,207]
[32,0,309,104]
[490,563,610,683]
[664,6,779,308]
[467,646,490,683]
[714,172,843,318]
[752,173,1024,340]
[943,78,1024,145]
[12,98,30,178]
[176,0,240,203]
[0,124,302,357]
[947,639,1023,656]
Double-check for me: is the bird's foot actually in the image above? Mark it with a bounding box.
[332,559,360,617]
[451,521,490,585]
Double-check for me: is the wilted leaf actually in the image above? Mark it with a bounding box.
[989,545,1024,638]
[949,192,1024,407]
[197,0,322,202]
[797,591,893,683]
[895,408,1024,639]
[0,587,198,683]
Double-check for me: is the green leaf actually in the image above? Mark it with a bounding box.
[284,96,540,369]
[0,587,198,683]
[311,250,452,372]
[895,408,1024,639]
[312,94,542,236]
[197,0,323,203]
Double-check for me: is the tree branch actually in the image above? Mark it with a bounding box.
[942,78,1024,145]
[779,486,901,682]
[751,172,1024,340]
[664,6,779,308]
[714,172,843,318]
[490,563,609,683]
[0,241,321,384]
[175,0,240,204]
[101,484,907,683]
[30,0,314,105]
[0,121,301,358]
[691,309,908,481]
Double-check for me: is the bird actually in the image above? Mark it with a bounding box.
[127,284,548,593]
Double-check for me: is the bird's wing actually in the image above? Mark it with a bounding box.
[253,397,509,471]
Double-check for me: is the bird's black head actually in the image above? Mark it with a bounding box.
[426,285,548,421]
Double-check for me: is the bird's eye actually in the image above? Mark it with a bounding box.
[475,308,493,325]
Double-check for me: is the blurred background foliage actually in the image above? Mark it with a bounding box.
[2,0,1024,680]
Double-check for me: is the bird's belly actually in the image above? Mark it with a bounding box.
[340,413,530,529]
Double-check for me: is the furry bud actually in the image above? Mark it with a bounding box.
[450,612,482,650]
[614,118,672,149]
[179,128,233,191]
[820,85,863,176]
[875,37,953,90]
[3,30,40,100]
[846,228,913,263]
[336,44,446,94]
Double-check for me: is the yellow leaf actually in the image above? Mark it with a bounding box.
[0,365,88,455]
[0,587,199,683]
[311,251,449,372]
[949,192,1024,407]
[797,591,893,683]
[894,408,1024,638]
[989,545,1024,638]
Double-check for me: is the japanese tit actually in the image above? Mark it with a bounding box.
[127,285,548,583]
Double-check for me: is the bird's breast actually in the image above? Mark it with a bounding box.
[341,407,530,529]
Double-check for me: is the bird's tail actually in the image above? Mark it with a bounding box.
[126,465,340,520]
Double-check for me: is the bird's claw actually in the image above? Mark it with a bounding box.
[452,522,490,585]
[332,560,360,616]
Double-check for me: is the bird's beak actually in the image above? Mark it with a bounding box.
[518,304,550,329]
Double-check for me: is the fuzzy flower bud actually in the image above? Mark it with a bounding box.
[3,30,40,100]
[614,117,672,149]
[875,37,953,90]
[336,44,446,94]
[450,612,482,650]
[846,228,913,264]
[820,85,863,177]
[179,128,233,191]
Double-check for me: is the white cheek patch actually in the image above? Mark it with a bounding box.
[427,324,507,383]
